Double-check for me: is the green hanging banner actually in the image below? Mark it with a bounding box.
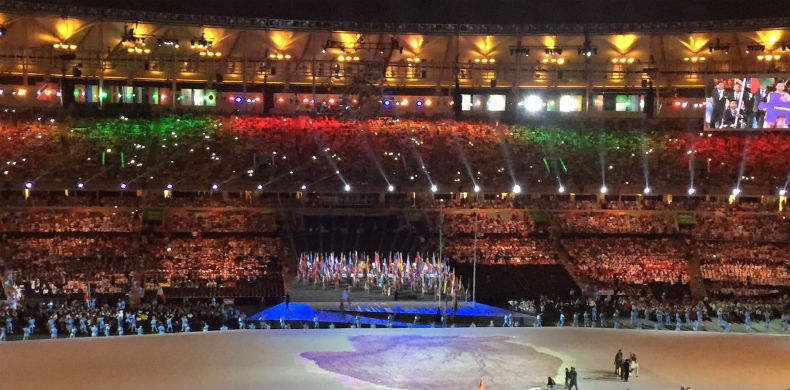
[677,212,695,226]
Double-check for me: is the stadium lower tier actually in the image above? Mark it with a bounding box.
[0,327,787,390]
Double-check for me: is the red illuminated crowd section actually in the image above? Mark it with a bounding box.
[1,115,788,193]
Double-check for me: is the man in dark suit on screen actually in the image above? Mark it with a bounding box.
[710,80,731,128]
[722,100,743,128]
[733,81,754,128]
[753,83,770,128]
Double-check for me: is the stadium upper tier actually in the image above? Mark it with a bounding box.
[2,115,788,195]
[0,0,786,97]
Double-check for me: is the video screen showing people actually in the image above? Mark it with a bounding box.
[704,77,790,129]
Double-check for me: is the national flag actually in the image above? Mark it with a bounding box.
[748,77,761,94]
[157,286,167,303]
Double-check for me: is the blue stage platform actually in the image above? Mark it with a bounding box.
[248,301,521,327]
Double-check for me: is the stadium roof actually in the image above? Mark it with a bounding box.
[15,0,790,25]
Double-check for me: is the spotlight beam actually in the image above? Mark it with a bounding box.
[83,165,116,184]
[494,128,517,184]
[549,158,565,194]
[129,159,179,184]
[314,138,349,187]
[734,139,750,195]
[217,167,257,187]
[171,159,225,187]
[305,172,338,189]
[408,146,435,188]
[450,136,479,189]
[256,163,311,190]
[783,163,790,192]
[359,133,392,187]
[688,154,695,193]
[598,150,607,193]
[640,135,650,192]
[22,152,77,185]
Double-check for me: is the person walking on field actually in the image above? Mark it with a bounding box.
[621,359,631,382]
[567,367,579,390]
[615,349,623,376]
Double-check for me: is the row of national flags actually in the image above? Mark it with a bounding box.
[297,251,462,294]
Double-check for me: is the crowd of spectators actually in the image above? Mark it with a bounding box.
[0,203,283,303]
[560,213,677,234]
[562,238,689,294]
[0,210,141,232]
[0,193,785,304]
[0,112,786,336]
[2,234,282,299]
[444,237,557,265]
[146,237,281,289]
[3,236,143,295]
[2,115,789,194]
[439,210,554,265]
[163,212,277,233]
[442,212,534,237]
[692,213,789,242]
[697,242,789,288]
[701,263,789,288]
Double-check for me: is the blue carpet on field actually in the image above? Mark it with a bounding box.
[248,302,511,326]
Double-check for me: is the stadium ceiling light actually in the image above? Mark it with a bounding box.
[780,189,787,196]
[53,42,77,51]
[301,184,307,190]
[430,184,438,193]
[76,182,85,189]
[166,184,173,190]
[600,185,608,194]
[344,184,351,192]
[211,184,219,190]
[387,184,395,192]
[687,187,696,195]
[120,183,127,190]
[643,186,651,194]
[472,57,496,64]
[512,184,522,194]
[24,181,33,189]
[558,186,566,193]
[473,185,481,193]
[269,53,292,61]
[257,184,263,190]
[731,188,741,196]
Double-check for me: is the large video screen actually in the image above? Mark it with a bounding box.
[704,76,789,130]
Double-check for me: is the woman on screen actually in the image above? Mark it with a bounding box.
[763,81,790,128]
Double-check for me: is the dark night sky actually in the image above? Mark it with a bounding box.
[22,0,790,24]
